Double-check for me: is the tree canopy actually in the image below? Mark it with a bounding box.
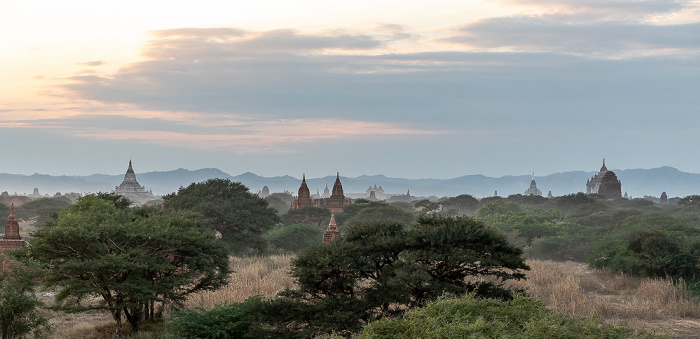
[163,178,280,254]
[249,215,529,337]
[31,195,230,338]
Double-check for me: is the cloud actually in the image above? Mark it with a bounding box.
[502,0,690,16]
[5,113,445,153]
[450,18,700,54]
[146,27,384,55]
[56,21,698,140]
[77,60,103,66]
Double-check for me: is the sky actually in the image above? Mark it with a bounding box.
[1,0,699,179]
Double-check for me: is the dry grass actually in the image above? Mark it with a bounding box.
[185,255,297,309]
[42,256,700,338]
[507,260,700,336]
[41,255,296,338]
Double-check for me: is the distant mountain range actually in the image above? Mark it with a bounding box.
[0,166,697,199]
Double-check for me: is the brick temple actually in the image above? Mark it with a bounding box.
[0,204,25,251]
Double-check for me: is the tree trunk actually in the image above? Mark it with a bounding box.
[123,307,140,332]
[112,308,124,339]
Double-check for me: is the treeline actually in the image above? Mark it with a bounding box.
[1,180,696,338]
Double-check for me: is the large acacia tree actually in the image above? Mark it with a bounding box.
[164,179,280,254]
[31,195,230,339]
[248,215,530,337]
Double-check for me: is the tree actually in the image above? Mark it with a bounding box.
[14,196,72,221]
[281,206,330,227]
[441,194,481,215]
[163,179,280,254]
[0,253,49,339]
[31,195,230,339]
[334,199,414,229]
[343,203,415,228]
[413,199,441,214]
[406,215,529,301]
[253,215,529,337]
[264,196,289,215]
[588,213,700,285]
[264,224,324,253]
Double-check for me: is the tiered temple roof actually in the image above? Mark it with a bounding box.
[524,173,542,196]
[0,204,25,251]
[322,173,351,212]
[323,212,341,244]
[113,160,154,203]
[586,159,621,199]
[290,174,314,210]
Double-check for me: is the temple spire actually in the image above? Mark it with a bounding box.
[323,212,341,244]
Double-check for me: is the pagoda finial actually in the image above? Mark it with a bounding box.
[532,172,535,181]
[336,172,340,180]
[10,203,14,216]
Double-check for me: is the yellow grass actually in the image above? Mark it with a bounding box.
[506,260,700,336]
[185,254,297,309]
[43,256,700,338]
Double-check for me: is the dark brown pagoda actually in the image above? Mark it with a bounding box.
[0,204,26,251]
[290,174,314,210]
[322,172,351,212]
[598,171,622,199]
[323,212,341,245]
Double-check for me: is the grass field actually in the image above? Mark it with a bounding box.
[42,256,700,338]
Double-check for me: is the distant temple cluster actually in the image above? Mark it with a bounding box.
[518,159,624,200]
[290,173,351,212]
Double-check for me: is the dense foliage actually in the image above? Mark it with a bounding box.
[358,294,660,338]
[31,195,230,338]
[281,206,330,227]
[264,223,324,253]
[0,253,49,339]
[245,215,529,337]
[171,298,259,339]
[588,214,700,284]
[163,179,280,254]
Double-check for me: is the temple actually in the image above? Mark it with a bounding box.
[586,159,622,199]
[290,174,314,210]
[524,173,542,196]
[321,173,351,212]
[323,212,341,244]
[113,160,155,204]
[291,173,352,212]
[0,204,25,251]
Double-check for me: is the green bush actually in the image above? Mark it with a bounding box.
[0,253,49,339]
[359,294,663,338]
[587,213,700,289]
[170,300,252,339]
[264,223,323,253]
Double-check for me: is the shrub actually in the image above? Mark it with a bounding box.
[264,223,323,253]
[358,294,662,338]
[170,299,255,339]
